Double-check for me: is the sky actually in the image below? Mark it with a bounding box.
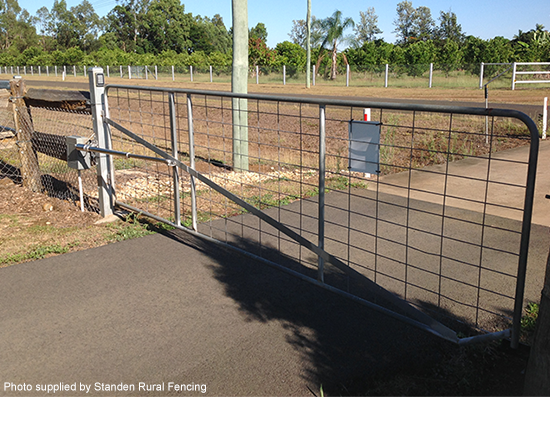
[17,0,550,48]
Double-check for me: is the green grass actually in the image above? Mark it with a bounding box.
[521,302,540,333]
[0,243,75,265]
[106,213,174,242]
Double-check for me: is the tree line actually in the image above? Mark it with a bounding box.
[0,0,548,78]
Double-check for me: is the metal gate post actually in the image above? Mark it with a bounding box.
[187,94,197,231]
[169,92,181,226]
[88,67,114,217]
[318,105,326,282]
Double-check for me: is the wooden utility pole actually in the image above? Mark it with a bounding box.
[10,78,41,192]
[232,0,249,171]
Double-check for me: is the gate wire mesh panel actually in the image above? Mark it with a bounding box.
[106,88,179,220]
[106,86,534,336]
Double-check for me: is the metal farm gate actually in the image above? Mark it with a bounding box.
[83,68,540,348]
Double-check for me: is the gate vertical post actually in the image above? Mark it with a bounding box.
[169,92,181,226]
[511,62,517,90]
[187,94,197,231]
[385,64,389,87]
[511,121,540,348]
[318,104,326,282]
[88,67,114,217]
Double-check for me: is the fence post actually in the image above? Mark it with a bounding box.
[385,64,389,87]
[283,65,286,85]
[172,65,175,81]
[190,66,193,82]
[155,65,158,80]
[429,63,433,88]
[106,65,109,78]
[73,66,76,77]
[346,64,350,87]
[256,65,259,84]
[10,78,42,193]
[145,66,148,80]
[479,62,484,89]
[318,104,326,283]
[120,66,123,78]
[210,65,213,83]
[128,65,131,80]
[313,65,315,86]
[88,67,114,217]
[511,62,517,90]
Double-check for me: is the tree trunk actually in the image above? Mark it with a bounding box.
[330,42,338,80]
[524,250,550,395]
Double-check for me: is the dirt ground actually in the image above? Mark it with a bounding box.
[20,74,550,105]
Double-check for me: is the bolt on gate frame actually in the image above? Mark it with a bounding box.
[84,68,539,348]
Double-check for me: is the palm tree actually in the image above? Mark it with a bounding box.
[317,10,354,80]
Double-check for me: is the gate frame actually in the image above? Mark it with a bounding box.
[91,74,540,348]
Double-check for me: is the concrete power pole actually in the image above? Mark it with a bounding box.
[306,0,311,88]
[232,0,249,171]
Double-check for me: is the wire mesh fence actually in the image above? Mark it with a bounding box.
[6,63,547,90]
[104,85,538,341]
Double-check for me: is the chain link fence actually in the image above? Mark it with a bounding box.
[0,82,99,212]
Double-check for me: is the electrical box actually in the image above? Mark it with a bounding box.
[66,136,92,170]
[348,120,381,175]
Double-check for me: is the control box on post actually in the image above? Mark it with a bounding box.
[66,136,92,170]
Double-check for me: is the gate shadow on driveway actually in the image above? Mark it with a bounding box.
[162,229,453,396]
